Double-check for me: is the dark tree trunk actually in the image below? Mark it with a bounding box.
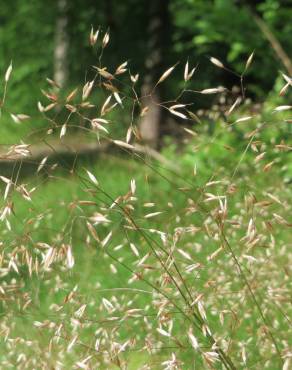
[139,0,171,148]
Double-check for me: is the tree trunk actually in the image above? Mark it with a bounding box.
[54,0,69,88]
[139,0,171,148]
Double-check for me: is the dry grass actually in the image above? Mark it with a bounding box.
[0,29,291,369]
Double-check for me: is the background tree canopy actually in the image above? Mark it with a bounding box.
[1,0,291,114]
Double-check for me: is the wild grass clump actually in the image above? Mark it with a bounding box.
[0,29,291,369]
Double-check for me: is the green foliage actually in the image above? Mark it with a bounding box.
[0,1,55,112]
[172,0,292,95]
[1,0,291,122]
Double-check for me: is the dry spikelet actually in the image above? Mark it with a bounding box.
[245,51,255,71]
[37,101,45,112]
[46,77,60,89]
[184,61,197,82]
[207,246,224,261]
[10,114,30,124]
[115,61,128,75]
[37,157,48,173]
[169,110,188,119]
[130,179,136,194]
[101,231,112,247]
[140,106,149,117]
[197,300,207,320]
[170,104,186,110]
[60,123,67,138]
[43,247,55,270]
[86,222,100,242]
[82,80,94,100]
[91,119,109,133]
[103,80,117,92]
[10,114,21,124]
[0,176,11,185]
[102,297,114,311]
[41,89,58,101]
[183,127,197,136]
[143,202,155,207]
[235,116,253,123]
[96,67,114,80]
[157,327,171,337]
[187,110,202,124]
[273,105,292,112]
[263,161,274,172]
[44,103,57,112]
[5,62,12,82]
[89,27,99,46]
[102,31,110,48]
[203,351,219,364]
[206,180,221,187]
[76,356,93,369]
[265,192,283,205]
[101,95,112,116]
[169,105,188,119]
[89,212,111,224]
[279,82,290,96]
[130,73,139,83]
[113,140,135,150]
[67,335,78,352]
[93,118,108,125]
[144,211,163,219]
[210,57,224,69]
[110,264,117,274]
[86,170,98,186]
[130,243,139,257]
[66,88,78,103]
[66,245,74,269]
[275,143,292,151]
[184,60,189,82]
[283,359,291,370]
[254,152,266,163]
[282,73,292,86]
[200,87,226,94]
[75,304,87,318]
[227,97,241,116]
[126,126,132,143]
[113,92,123,106]
[273,213,290,226]
[177,248,192,261]
[156,64,177,85]
[188,330,199,350]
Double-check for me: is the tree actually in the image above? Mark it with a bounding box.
[139,0,171,148]
[54,0,69,88]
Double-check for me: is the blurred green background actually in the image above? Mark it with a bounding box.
[0,0,291,143]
